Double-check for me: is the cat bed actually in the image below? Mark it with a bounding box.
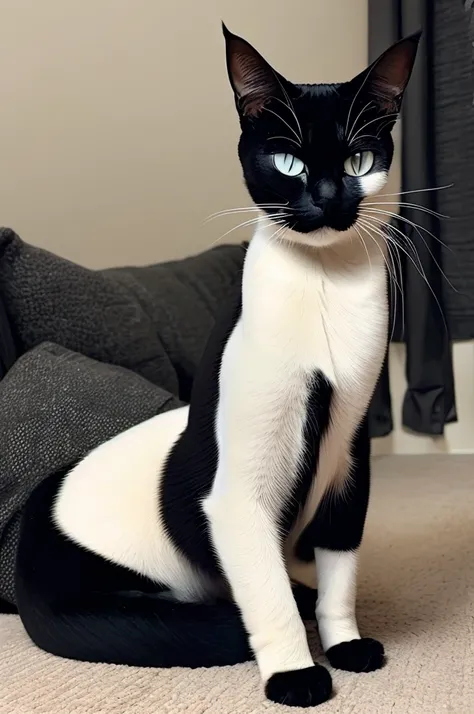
[0,228,245,606]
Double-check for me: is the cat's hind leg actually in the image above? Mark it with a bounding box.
[15,471,252,668]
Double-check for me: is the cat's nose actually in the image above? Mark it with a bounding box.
[316,180,337,200]
[310,180,337,215]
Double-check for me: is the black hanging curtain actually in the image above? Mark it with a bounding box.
[367,0,474,437]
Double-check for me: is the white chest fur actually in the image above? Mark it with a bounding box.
[238,223,388,539]
[244,224,388,382]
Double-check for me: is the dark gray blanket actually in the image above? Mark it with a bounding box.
[0,228,246,605]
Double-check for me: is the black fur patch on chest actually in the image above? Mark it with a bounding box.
[278,372,333,539]
[295,415,371,559]
[160,272,243,578]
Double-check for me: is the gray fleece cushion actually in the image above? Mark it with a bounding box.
[0,228,246,400]
[0,342,182,604]
[0,228,246,605]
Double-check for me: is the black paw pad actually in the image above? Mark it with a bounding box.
[265,665,332,708]
[326,638,385,673]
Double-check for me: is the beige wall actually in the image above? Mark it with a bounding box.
[0,0,368,268]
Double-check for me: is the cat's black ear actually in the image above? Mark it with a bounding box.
[355,32,421,115]
[222,24,286,118]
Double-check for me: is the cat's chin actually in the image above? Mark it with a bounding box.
[278,224,358,250]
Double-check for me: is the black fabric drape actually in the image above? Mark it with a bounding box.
[368,0,458,437]
[434,1,474,338]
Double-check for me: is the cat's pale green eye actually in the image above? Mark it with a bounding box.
[344,151,374,177]
[273,153,306,177]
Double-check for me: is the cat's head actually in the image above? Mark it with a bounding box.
[223,24,420,247]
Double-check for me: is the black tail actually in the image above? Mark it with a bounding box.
[18,586,317,668]
[18,591,252,668]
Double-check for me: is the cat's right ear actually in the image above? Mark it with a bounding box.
[353,32,421,116]
[222,24,285,118]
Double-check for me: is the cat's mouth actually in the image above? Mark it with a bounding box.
[260,206,357,235]
[256,205,364,250]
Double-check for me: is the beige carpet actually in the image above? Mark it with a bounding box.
[1,455,473,714]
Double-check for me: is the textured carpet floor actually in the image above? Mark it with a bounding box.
[0,454,473,713]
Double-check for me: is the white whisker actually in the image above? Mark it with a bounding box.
[350,134,378,143]
[363,214,425,266]
[251,220,290,272]
[357,217,404,339]
[266,135,301,147]
[360,207,451,252]
[272,74,303,141]
[208,214,289,248]
[347,101,373,143]
[360,211,459,295]
[357,218,402,340]
[374,184,453,198]
[350,113,399,144]
[272,91,303,142]
[280,84,303,141]
[363,201,449,219]
[354,221,395,331]
[361,212,433,279]
[376,118,396,137]
[344,68,374,139]
[263,107,301,145]
[205,205,289,222]
[358,217,407,287]
[385,237,403,342]
[353,223,372,272]
[358,215,449,335]
[270,221,291,245]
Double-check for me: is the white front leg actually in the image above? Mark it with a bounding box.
[204,487,314,682]
[203,313,333,705]
[315,548,360,651]
[315,547,385,673]
[204,484,333,707]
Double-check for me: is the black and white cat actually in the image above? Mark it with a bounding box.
[15,26,419,708]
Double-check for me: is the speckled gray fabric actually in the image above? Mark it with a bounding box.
[0,342,183,604]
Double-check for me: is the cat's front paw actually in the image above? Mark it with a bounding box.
[326,638,385,673]
[265,665,332,707]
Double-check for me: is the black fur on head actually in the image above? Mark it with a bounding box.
[223,23,420,241]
